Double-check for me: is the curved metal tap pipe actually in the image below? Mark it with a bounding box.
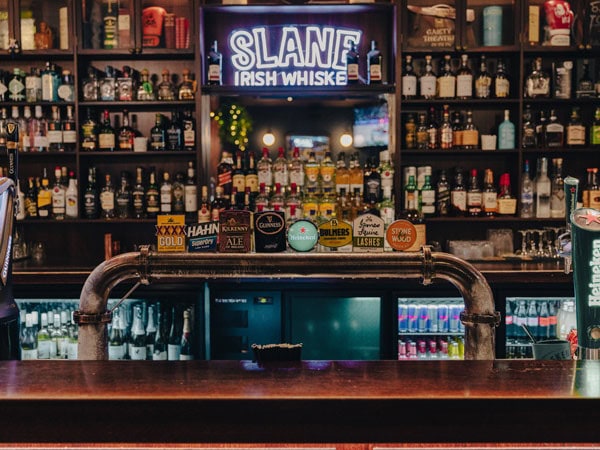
[77,247,498,360]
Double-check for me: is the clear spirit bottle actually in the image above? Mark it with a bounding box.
[544,109,564,148]
[525,57,550,98]
[136,68,155,100]
[550,158,565,218]
[178,69,196,100]
[157,69,175,101]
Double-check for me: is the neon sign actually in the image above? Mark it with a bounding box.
[229,25,362,87]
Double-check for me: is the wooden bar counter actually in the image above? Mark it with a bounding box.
[0,360,599,446]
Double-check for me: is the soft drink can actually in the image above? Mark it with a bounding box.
[417,304,430,332]
[428,304,438,332]
[407,303,418,332]
[437,303,449,332]
[449,303,462,332]
[398,302,409,333]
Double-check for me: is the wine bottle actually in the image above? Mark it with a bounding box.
[179,309,193,360]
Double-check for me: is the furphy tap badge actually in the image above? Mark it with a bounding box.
[186,221,219,252]
[229,25,362,87]
[155,215,186,252]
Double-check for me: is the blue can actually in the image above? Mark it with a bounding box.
[483,6,503,46]
[398,302,409,333]
[407,303,418,333]
[428,305,438,332]
[437,303,449,332]
[417,304,430,332]
[449,304,462,332]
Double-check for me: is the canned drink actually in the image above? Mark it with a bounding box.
[417,304,430,332]
[437,303,449,332]
[429,339,438,357]
[408,341,417,359]
[407,303,418,333]
[427,304,438,332]
[398,339,407,359]
[398,302,409,333]
[449,303,462,332]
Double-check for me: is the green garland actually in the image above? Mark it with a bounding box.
[210,103,253,152]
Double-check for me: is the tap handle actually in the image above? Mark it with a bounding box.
[5,122,18,186]
[564,176,579,232]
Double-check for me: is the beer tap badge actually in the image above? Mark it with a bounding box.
[229,25,362,87]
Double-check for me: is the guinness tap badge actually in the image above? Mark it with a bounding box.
[254,211,286,253]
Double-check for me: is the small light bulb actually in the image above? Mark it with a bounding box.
[340,132,353,148]
[263,131,275,146]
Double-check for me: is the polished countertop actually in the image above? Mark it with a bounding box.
[0,360,598,444]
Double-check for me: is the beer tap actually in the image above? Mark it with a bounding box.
[558,176,579,274]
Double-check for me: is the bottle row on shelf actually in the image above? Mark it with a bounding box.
[0,62,74,103]
[398,336,465,360]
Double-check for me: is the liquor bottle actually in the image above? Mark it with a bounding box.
[366,40,382,84]
[37,168,52,218]
[172,174,185,215]
[178,69,196,100]
[116,65,134,101]
[8,68,25,102]
[538,301,550,340]
[288,147,304,192]
[416,113,428,150]
[167,306,181,360]
[245,151,259,201]
[82,67,99,101]
[84,167,99,219]
[102,0,118,48]
[592,107,600,147]
[25,177,38,219]
[62,105,77,152]
[99,65,116,101]
[583,168,595,208]
[31,105,48,152]
[285,183,303,221]
[450,168,467,216]
[257,147,273,194]
[49,313,64,359]
[165,111,183,151]
[481,169,497,217]
[108,310,125,360]
[404,175,418,213]
[436,169,450,216]
[15,180,26,221]
[363,156,381,204]
[210,186,229,221]
[525,57,550,98]
[217,150,234,196]
[493,58,510,98]
[100,173,116,219]
[550,158,565,218]
[81,108,98,152]
[535,157,551,218]
[419,174,435,217]
[207,40,223,85]
[576,59,595,98]
[57,69,75,102]
[157,69,175,100]
[565,107,586,147]
[320,150,336,195]
[437,55,456,99]
[536,110,548,148]
[160,171,173,214]
[25,67,42,103]
[404,114,416,149]
[254,183,270,213]
[145,305,156,359]
[379,150,394,193]
[439,105,453,150]
[179,309,193,360]
[65,171,78,219]
[349,152,363,197]
[474,55,492,99]
[36,312,51,359]
[153,305,167,360]
[462,110,478,150]
[184,161,198,222]
[41,62,59,102]
[98,109,115,152]
[232,151,246,204]
[51,166,66,220]
[402,55,417,99]
[520,160,534,218]
[497,109,515,149]
[544,109,564,148]
[136,68,155,100]
[419,55,436,99]
[589,168,600,210]
[456,54,473,99]
[115,109,135,152]
[346,41,359,85]
[451,111,463,149]
[427,106,439,149]
[497,173,517,216]
[150,113,166,151]
[273,147,289,190]
[521,105,537,148]
[116,171,132,219]
[271,183,285,212]
[20,314,38,360]
[132,167,146,219]
[129,306,146,360]
[379,185,395,227]
[527,302,539,342]
[466,169,482,217]
[182,110,196,151]
[47,106,63,152]
[145,169,160,218]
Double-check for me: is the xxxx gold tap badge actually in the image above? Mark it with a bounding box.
[318,218,352,249]
[155,215,186,252]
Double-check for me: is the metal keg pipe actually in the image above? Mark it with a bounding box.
[77,246,499,360]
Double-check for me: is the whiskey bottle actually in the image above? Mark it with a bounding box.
[181,110,196,151]
[544,109,564,148]
[159,171,173,214]
[456,54,473,99]
[232,151,246,205]
[25,177,38,219]
[132,167,146,219]
[404,113,416,149]
[198,185,212,222]
[51,166,66,220]
[565,107,586,147]
[84,167,99,219]
[81,108,98,152]
[519,160,534,218]
[466,169,482,217]
[436,169,450,216]
[481,168,497,217]
[98,109,115,152]
[157,69,175,101]
[47,106,63,152]
[149,113,166,151]
[115,171,132,219]
[591,107,600,147]
[474,55,492,99]
[437,55,456,98]
[349,152,363,197]
[493,58,510,98]
[117,109,135,151]
[184,161,198,222]
[100,173,116,219]
[419,55,437,99]
[439,105,453,150]
[536,110,548,148]
[462,110,478,150]
[576,59,595,98]
[379,149,394,193]
[172,172,185,214]
[451,111,463,149]
[426,106,439,149]
[217,150,234,196]
[145,169,160,218]
[178,69,196,100]
[402,55,417,99]
[535,157,551,218]
[37,169,52,218]
[590,168,600,210]
[102,0,118,49]
[62,105,77,152]
[521,104,537,148]
[207,40,223,85]
[366,40,382,84]
[165,111,183,151]
[524,57,550,98]
[497,173,517,216]
[363,156,381,204]
[245,151,259,200]
[210,186,230,221]
[416,113,428,150]
[404,175,418,213]
[550,158,565,218]
[419,174,435,217]
[346,41,359,85]
[31,105,48,152]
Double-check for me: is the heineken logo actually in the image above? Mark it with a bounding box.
[287,219,318,252]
